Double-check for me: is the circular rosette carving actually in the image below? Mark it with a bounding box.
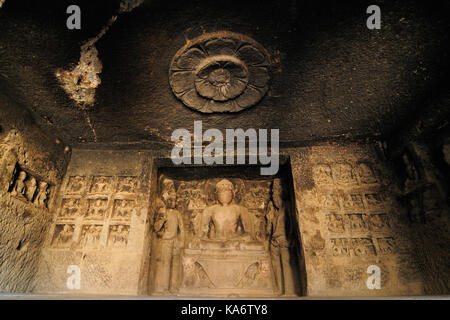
[169,32,270,113]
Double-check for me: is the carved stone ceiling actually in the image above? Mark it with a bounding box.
[0,0,449,148]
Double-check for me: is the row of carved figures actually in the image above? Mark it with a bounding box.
[330,237,395,257]
[65,176,138,195]
[59,198,135,219]
[327,213,391,233]
[52,224,129,248]
[313,162,379,186]
[9,167,49,208]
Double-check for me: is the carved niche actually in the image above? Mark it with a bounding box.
[169,32,271,113]
[8,163,51,208]
[149,175,303,297]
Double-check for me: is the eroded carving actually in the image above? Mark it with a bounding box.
[330,238,376,257]
[117,176,137,193]
[312,164,333,185]
[332,163,355,185]
[108,225,129,248]
[11,170,27,198]
[80,225,102,248]
[86,198,108,219]
[112,199,134,219]
[356,163,378,184]
[377,237,395,254]
[237,260,271,289]
[67,176,87,194]
[326,213,391,234]
[52,224,75,247]
[181,258,215,289]
[90,176,113,193]
[34,181,49,207]
[60,198,81,218]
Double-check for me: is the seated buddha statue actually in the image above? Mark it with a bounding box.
[190,179,262,250]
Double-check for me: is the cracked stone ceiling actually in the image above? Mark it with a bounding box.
[0,0,449,149]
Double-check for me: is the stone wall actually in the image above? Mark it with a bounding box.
[33,150,152,295]
[386,138,450,295]
[289,143,427,296]
[0,93,69,293]
[8,141,448,297]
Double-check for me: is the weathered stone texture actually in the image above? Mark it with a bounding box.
[288,143,428,296]
[34,150,152,295]
[0,93,69,293]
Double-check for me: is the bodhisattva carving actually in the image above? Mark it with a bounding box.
[169,32,270,113]
[152,179,185,294]
[266,178,297,296]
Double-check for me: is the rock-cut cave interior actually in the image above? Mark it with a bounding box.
[0,0,449,298]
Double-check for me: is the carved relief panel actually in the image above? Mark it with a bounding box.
[49,175,139,251]
[149,173,303,297]
[310,160,398,260]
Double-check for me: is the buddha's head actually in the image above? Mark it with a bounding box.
[216,179,234,205]
[18,171,27,181]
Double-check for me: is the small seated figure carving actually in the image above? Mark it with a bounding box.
[26,177,37,202]
[110,225,128,247]
[34,182,49,207]
[118,177,136,193]
[56,224,74,246]
[88,199,106,218]
[192,179,255,249]
[115,200,131,218]
[11,171,27,198]
[92,177,109,193]
[81,225,101,247]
